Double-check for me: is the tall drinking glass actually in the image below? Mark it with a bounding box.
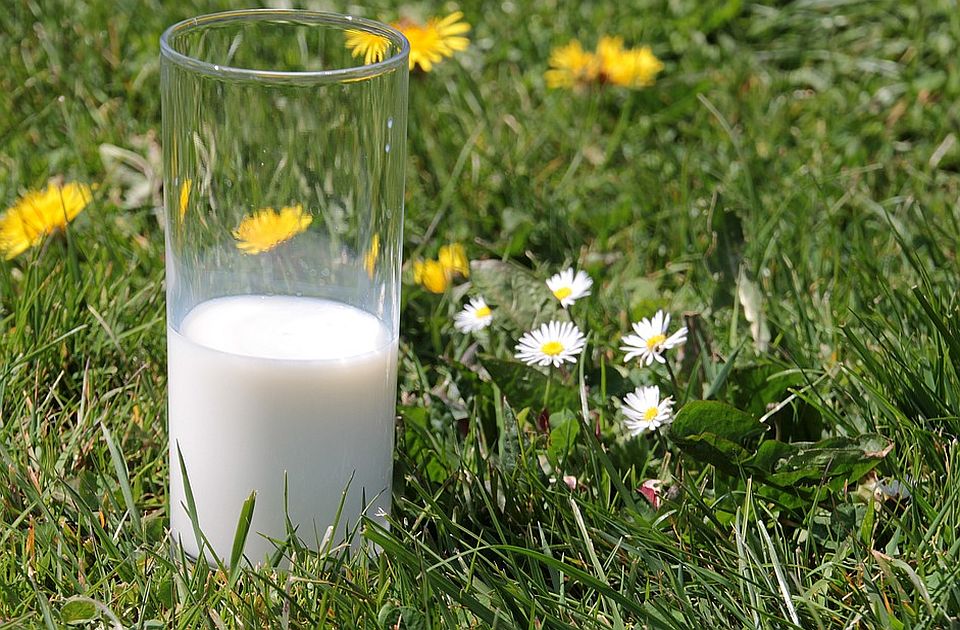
[160,10,408,564]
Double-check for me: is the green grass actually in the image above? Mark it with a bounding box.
[3,0,960,626]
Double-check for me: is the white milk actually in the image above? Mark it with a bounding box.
[167,295,397,564]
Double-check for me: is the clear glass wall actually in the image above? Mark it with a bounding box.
[161,10,408,564]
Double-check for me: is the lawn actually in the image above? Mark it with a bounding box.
[2,0,960,627]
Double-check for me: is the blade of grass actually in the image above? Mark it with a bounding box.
[100,423,141,532]
[229,491,256,586]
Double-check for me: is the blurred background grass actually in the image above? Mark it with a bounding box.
[2,0,960,627]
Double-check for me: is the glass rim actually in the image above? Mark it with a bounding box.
[160,9,410,83]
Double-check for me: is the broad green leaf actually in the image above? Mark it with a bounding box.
[671,401,765,475]
[749,439,796,474]
[62,599,98,624]
[763,434,893,489]
[481,357,579,414]
[469,259,566,332]
[672,400,765,444]
[730,364,823,441]
[673,400,892,504]
[672,431,756,476]
[731,364,802,416]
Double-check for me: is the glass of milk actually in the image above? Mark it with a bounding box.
[159,10,408,565]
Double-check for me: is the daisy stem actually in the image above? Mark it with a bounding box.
[543,370,553,414]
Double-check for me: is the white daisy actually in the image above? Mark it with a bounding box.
[454,296,493,333]
[622,385,674,435]
[620,309,688,366]
[546,268,593,308]
[515,320,586,368]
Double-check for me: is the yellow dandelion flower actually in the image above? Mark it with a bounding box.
[394,11,470,72]
[596,36,663,88]
[595,35,627,69]
[0,182,92,259]
[412,258,449,293]
[411,243,468,293]
[345,30,390,65]
[438,243,469,278]
[233,204,312,255]
[624,47,664,87]
[178,179,192,220]
[364,233,380,278]
[544,40,598,89]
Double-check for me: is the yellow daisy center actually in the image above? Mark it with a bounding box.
[646,334,667,350]
[541,340,565,356]
[643,407,659,421]
[232,204,312,255]
[553,286,573,300]
[474,305,491,318]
